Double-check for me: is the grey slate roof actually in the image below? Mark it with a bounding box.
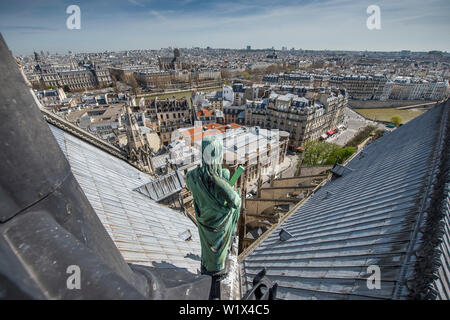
[241,103,450,300]
[49,124,202,274]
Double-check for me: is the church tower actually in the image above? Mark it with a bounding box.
[125,101,154,174]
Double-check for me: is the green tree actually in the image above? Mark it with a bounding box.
[372,129,385,140]
[124,74,140,95]
[325,147,356,165]
[345,125,376,148]
[390,115,402,127]
[241,71,252,80]
[302,141,340,166]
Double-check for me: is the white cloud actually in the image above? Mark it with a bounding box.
[128,0,145,7]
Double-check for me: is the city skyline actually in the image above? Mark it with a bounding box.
[1,0,449,55]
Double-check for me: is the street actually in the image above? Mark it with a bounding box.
[326,107,387,146]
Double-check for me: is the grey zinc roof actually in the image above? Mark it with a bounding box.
[49,124,202,274]
[152,153,170,169]
[432,177,450,300]
[241,103,450,300]
[134,170,185,202]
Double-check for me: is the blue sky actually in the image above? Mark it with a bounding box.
[1,0,449,55]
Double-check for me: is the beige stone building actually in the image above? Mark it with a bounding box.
[41,67,112,91]
[329,75,386,100]
[245,88,347,149]
[144,98,193,145]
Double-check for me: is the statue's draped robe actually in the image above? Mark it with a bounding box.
[186,136,241,274]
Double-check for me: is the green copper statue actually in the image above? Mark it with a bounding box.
[185,135,241,276]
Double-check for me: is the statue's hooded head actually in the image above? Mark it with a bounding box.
[201,135,223,178]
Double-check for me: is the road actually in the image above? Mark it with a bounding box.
[326,107,387,146]
[280,154,299,178]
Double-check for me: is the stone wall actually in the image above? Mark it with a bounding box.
[221,235,240,299]
[297,165,333,176]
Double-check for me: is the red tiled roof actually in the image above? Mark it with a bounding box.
[182,123,241,142]
[196,107,214,118]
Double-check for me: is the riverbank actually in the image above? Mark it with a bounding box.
[348,99,438,109]
[354,108,426,123]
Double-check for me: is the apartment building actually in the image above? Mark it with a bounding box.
[245,88,347,149]
[387,77,449,100]
[329,75,387,100]
[224,105,246,124]
[265,72,448,101]
[264,74,313,87]
[144,98,193,145]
